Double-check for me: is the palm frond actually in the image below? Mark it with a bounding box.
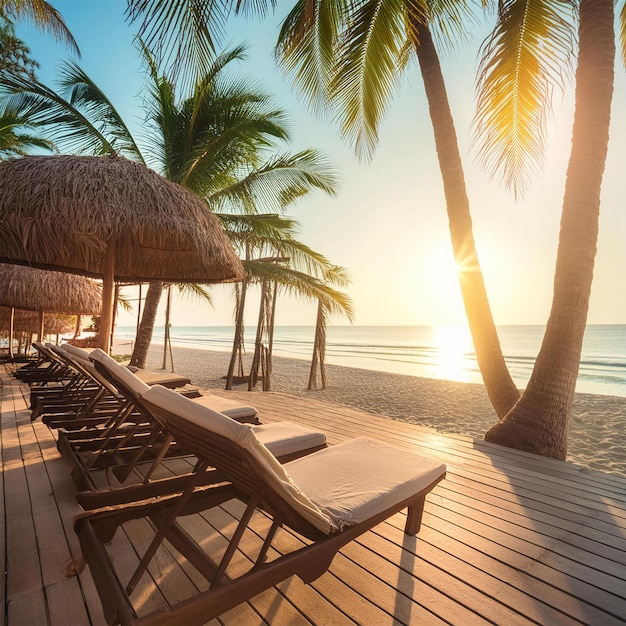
[3,0,80,56]
[173,282,214,305]
[0,104,56,157]
[207,149,339,213]
[425,0,479,57]
[125,0,234,91]
[241,261,354,320]
[57,60,145,161]
[331,0,410,160]
[0,72,119,155]
[275,0,345,115]
[473,0,576,196]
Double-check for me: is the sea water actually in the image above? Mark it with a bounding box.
[113,324,626,398]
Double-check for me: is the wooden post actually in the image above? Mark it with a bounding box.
[99,238,116,353]
[8,307,15,359]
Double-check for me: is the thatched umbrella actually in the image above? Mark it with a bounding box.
[0,154,244,351]
[0,307,76,337]
[0,264,102,353]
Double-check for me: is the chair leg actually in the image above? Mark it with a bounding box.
[404,495,426,535]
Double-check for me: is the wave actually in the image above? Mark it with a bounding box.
[114,324,626,397]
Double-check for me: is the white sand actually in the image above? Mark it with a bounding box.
[117,342,626,478]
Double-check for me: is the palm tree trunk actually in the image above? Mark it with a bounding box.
[485,0,615,459]
[226,279,247,389]
[264,281,278,391]
[162,285,172,370]
[412,22,520,419]
[308,299,327,390]
[249,279,268,391]
[130,281,164,369]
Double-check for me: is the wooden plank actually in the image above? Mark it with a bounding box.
[1,380,46,621]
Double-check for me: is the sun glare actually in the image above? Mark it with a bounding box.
[431,325,473,382]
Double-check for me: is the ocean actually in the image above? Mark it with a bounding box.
[114,324,626,398]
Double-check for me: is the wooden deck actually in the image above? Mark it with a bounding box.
[1,367,625,625]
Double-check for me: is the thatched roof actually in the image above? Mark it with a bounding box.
[0,154,244,283]
[0,307,75,335]
[0,264,102,314]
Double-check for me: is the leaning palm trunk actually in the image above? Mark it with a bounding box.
[308,299,328,390]
[226,279,248,389]
[413,22,520,419]
[485,0,615,459]
[130,281,164,368]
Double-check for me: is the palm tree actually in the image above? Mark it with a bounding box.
[309,265,352,390]
[220,212,353,390]
[274,2,522,418]
[0,0,78,55]
[479,0,616,458]
[124,0,520,419]
[0,43,339,367]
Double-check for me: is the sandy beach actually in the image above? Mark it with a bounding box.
[117,342,626,478]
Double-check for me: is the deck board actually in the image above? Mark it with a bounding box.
[2,371,625,625]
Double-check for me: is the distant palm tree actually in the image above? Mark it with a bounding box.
[309,265,353,390]
[220,213,353,389]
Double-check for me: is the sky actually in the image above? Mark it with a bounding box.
[13,2,626,329]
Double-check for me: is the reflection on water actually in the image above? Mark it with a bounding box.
[113,324,626,396]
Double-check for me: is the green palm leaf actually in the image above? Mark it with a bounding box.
[473,0,576,196]
[331,0,410,160]
[276,0,344,114]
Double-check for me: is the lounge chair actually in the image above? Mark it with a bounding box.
[66,349,326,506]
[74,384,446,625]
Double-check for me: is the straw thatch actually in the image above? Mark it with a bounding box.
[0,307,76,336]
[0,154,243,282]
[0,264,102,314]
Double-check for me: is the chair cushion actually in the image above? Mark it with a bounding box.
[285,437,446,530]
[192,394,258,420]
[252,422,326,458]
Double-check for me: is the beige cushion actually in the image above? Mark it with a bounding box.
[252,422,326,458]
[131,370,190,387]
[192,394,257,420]
[285,437,446,530]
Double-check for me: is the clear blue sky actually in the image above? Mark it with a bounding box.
[15,2,626,328]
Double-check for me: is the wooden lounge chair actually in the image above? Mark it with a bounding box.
[74,384,446,626]
[67,349,326,505]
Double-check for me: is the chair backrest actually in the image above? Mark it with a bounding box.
[51,344,118,394]
[90,349,150,396]
[141,385,335,536]
[62,343,92,361]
